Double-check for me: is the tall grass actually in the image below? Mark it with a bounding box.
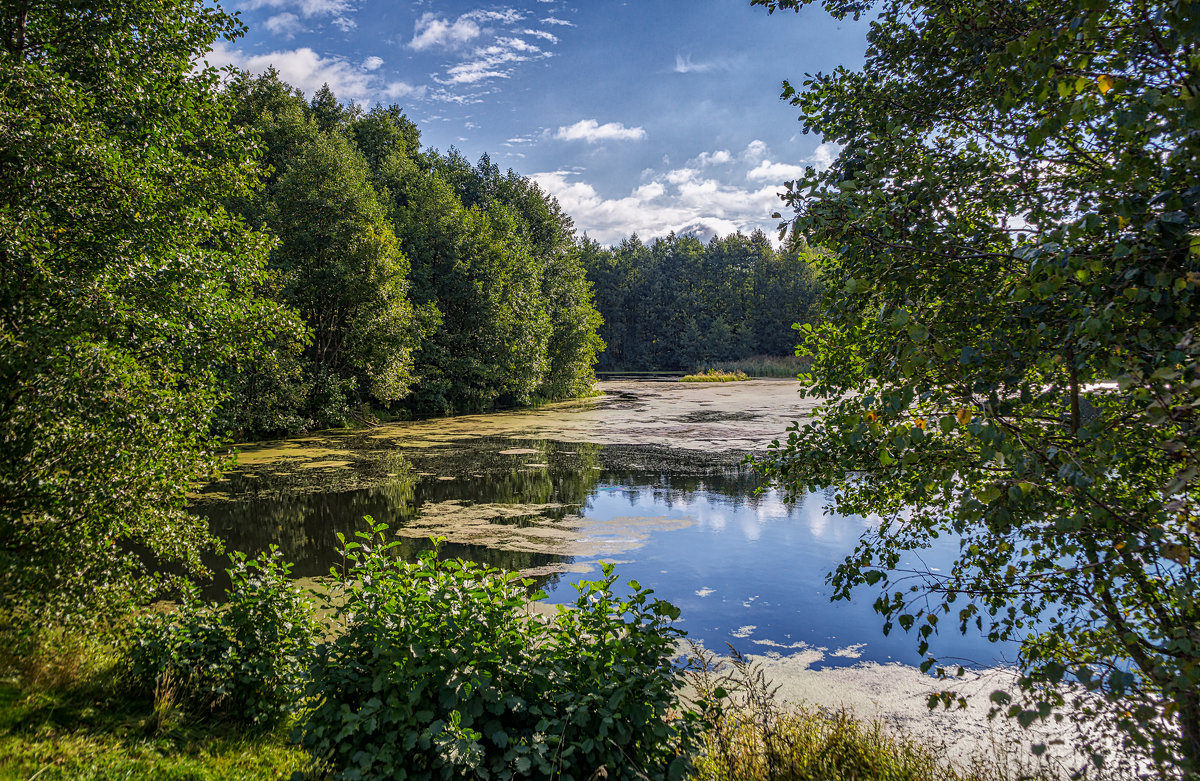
[703,354,811,379]
[681,369,751,383]
[687,646,1063,781]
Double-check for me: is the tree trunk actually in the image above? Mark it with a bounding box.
[1180,689,1200,777]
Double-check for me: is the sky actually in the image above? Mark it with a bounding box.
[207,1,872,245]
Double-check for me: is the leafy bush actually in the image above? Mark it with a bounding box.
[125,549,319,728]
[298,521,698,780]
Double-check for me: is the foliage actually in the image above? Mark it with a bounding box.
[299,522,697,780]
[752,0,1200,774]
[124,550,319,728]
[220,75,604,429]
[584,231,823,372]
[0,1,299,629]
[680,370,751,383]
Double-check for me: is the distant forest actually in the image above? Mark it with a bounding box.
[582,232,824,372]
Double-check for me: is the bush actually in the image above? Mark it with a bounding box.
[124,549,319,728]
[298,521,698,780]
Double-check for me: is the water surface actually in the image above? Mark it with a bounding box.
[195,393,1018,670]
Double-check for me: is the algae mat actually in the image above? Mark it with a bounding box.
[228,379,819,470]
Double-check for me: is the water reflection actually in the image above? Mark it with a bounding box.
[192,438,1017,670]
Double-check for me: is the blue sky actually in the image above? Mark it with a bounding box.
[208,1,870,244]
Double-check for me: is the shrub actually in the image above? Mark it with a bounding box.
[298,520,698,780]
[124,549,319,728]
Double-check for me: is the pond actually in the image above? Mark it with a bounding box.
[192,381,1018,671]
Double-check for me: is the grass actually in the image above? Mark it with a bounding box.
[705,354,812,379]
[680,369,751,383]
[0,628,1063,781]
[0,632,309,781]
[687,646,1062,781]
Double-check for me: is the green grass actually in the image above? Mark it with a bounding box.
[705,354,811,378]
[680,369,751,383]
[687,646,1061,781]
[695,705,989,781]
[0,635,309,781]
[0,683,309,781]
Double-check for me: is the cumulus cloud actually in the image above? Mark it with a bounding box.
[264,12,305,38]
[410,12,483,50]
[810,141,839,171]
[746,142,841,181]
[689,149,732,167]
[743,139,769,162]
[205,40,424,105]
[541,16,576,26]
[746,160,808,182]
[530,167,783,245]
[360,55,383,71]
[554,119,646,143]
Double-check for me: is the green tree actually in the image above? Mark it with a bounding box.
[0,1,296,627]
[752,0,1200,773]
[221,74,418,432]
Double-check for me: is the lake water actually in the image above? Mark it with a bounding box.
[193,382,1019,672]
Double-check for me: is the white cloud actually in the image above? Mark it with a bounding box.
[689,149,732,167]
[554,119,646,143]
[410,13,482,50]
[745,142,840,181]
[674,54,719,74]
[523,29,559,43]
[541,16,576,26]
[244,0,354,29]
[413,9,561,94]
[743,139,769,162]
[264,12,305,37]
[383,80,421,100]
[530,168,783,245]
[746,160,808,182]
[244,0,352,15]
[810,141,839,171]
[361,55,383,71]
[205,40,425,106]
[442,37,549,85]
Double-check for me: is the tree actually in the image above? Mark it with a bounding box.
[752,0,1200,774]
[0,1,296,628]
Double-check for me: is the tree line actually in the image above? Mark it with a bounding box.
[218,74,604,436]
[582,231,823,372]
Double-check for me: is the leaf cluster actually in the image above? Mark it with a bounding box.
[298,521,698,780]
[123,549,320,728]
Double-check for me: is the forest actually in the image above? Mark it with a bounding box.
[216,73,604,435]
[582,232,822,372]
